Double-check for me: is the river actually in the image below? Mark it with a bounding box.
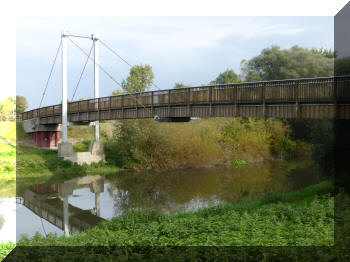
[0,158,328,243]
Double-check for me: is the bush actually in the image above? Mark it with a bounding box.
[106,118,305,169]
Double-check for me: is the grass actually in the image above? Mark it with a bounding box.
[17,181,334,246]
[0,121,16,198]
[16,145,120,179]
[0,121,15,145]
[0,242,15,261]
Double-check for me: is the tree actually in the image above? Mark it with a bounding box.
[0,97,14,114]
[122,64,154,93]
[174,82,189,89]
[241,45,334,81]
[16,96,28,113]
[213,69,240,84]
[335,56,350,76]
[112,90,124,96]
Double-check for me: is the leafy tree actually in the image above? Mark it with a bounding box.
[241,45,334,81]
[310,48,335,59]
[335,56,350,76]
[122,64,154,93]
[174,82,190,89]
[112,90,124,96]
[213,70,240,84]
[16,96,28,113]
[0,97,14,114]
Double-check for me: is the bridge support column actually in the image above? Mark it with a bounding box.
[63,196,70,237]
[93,34,100,142]
[95,193,101,217]
[58,31,74,157]
[31,131,60,148]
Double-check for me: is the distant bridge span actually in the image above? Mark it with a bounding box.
[23,76,350,123]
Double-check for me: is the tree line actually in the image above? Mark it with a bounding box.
[0,96,28,114]
[112,45,350,95]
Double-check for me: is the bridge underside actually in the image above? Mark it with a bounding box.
[37,103,350,124]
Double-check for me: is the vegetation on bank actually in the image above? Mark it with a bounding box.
[0,242,15,261]
[0,121,16,260]
[0,121,16,197]
[18,181,333,246]
[16,146,119,179]
[104,118,310,170]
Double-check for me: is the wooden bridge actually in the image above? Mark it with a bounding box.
[22,75,350,123]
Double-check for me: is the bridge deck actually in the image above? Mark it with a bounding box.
[22,76,350,122]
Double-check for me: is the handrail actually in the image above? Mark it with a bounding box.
[21,75,350,121]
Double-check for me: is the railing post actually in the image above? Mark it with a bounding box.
[187,88,191,117]
[168,90,171,117]
[234,85,238,117]
[136,93,139,118]
[295,81,300,119]
[334,77,338,119]
[209,86,213,117]
[151,91,154,117]
[121,95,124,119]
[262,83,266,118]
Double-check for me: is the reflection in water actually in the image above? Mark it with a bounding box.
[16,159,326,241]
[107,159,324,214]
[19,175,105,237]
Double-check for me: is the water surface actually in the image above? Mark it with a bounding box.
[9,159,327,242]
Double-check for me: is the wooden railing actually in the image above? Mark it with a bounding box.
[0,114,22,121]
[22,76,350,120]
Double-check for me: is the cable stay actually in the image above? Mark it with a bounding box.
[99,39,161,91]
[71,43,94,101]
[67,36,155,117]
[38,39,62,108]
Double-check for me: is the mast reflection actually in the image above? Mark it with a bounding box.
[20,175,105,236]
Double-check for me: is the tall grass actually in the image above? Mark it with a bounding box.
[105,118,309,169]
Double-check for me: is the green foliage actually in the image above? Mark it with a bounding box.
[0,97,14,114]
[16,95,28,113]
[174,82,189,89]
[232,158,246,168]
[73,140,90,152]
[111,89,124,96]
[0,242,15,261]
[310,47,335,59]
[287,119,334,172]
[241,45,334,81]
[122,64,154,93]
[16,146,119,179]
[335,56,350,76]
[17,182,334,246]
[107,118,305,170]
[0,121,16,145]
[214,69,241,84]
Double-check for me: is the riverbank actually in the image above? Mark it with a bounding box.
[16,145,119,179]
[17,180,334,246]
[0,122,16,198]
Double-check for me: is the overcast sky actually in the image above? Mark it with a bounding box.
[16,16,333,110]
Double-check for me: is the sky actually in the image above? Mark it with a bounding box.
[16,16,334,110]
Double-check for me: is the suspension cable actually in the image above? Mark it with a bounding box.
[99,39,133,67]
[67,36,123,88]
[39,39,62,108]
[99,39,161,90]
[71,43,94,101]
[67,36,154,116]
